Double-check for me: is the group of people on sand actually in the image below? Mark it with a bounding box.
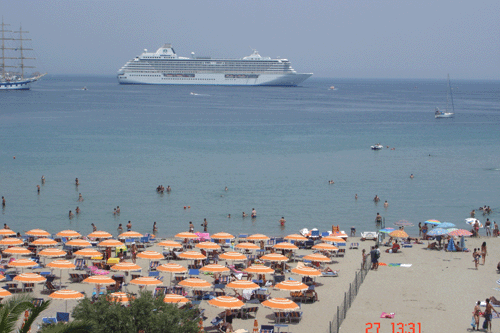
[473,297,499,331]
[156,185,171,193]
[472,242,488,270]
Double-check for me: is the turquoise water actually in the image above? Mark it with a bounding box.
[0,76,499,237]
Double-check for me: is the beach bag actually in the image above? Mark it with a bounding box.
[471,316,476,329]
[483,319,488,329]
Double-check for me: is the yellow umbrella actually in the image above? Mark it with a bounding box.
[389,230,409,238]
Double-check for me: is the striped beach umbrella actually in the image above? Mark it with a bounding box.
[246,234,270,241]
[273,243,298,250]
[98,239,124,247]
[49,289,85,311]
[199,264,230,273]
[73,248,102,257]
[88,231,113,239]
[175,232,199,239]
[262,298,300,311]
[47,260,76,288]
[26,229,50,237]
[178,251,206,260]
[56,230,81,238]
[0,289,12,298]
[211,232,235,240]
[136,251,164,260]
[157,263,187,273]
[108,292,135,304]
[303,253,330,262]
[219,252,247,261]
[235,242,260,250]
[31,238,58,247]
[208,296,244,310]
[130,277,163,287]
[275,280,308,291]
[284,234,307,241]
[118,231,143,239]
[291,266,322,277]
[245,265,275,274]
[195,242,221,250]
[3,247,33,256]
[110,262,142,271]
[226,280,259,291]
[158,240,182,248]
[0,238,24,246]
[425,219,441,226]
[321,235,345,243]
[260,253,289,262]
[38,248,66,258]
[0,229,16,237]
[163,294,189,305]
[65,239,92,248]
[178,278,212,289]
[312,243,338,251]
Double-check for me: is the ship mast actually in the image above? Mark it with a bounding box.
[13,24,34,79]
[1,17,12,80]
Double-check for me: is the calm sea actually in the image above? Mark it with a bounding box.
[0,76,499,238]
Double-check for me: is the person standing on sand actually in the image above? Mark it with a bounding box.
[494,222,499,237]
[473,301,481,330]
[131,243,137,263]
[375,245,380,269]
[473,248,479,270]
[481,242,488,265]
[485,218,491,237]
[484,298,498,332]
[370,246,377,270]
[362,249,367,269]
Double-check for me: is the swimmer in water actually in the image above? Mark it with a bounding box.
[242,212,248,217]
[75,206,80,214]
[77,193,83,202]
[410,174,414,179]
[384,200,388,208]
[251,208,257,218]
[279,217,286,226]
[225,186,228,191]
[227,214,231,218]
[41,175,45,184]
[355,194,358,200]
[116,206,120,214]
[91,223,97,232]
[69,210,74,218]
[373,195,380,202]
[36,185,40,194]
[75,178,79,186]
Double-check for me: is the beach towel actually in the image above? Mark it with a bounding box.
[447,240,456,252]
[400,264,412,268]
[388,263,401,267]
[380,312,395,318]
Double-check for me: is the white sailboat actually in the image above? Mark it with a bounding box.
[435,74,455,118]
[0,19,46,90]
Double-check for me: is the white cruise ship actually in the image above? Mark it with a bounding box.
[117,44,312,86]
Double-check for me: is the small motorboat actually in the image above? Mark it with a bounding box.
[434,108,454,118]
[371,144,383,150]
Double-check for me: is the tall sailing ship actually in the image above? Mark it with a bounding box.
[1,19,46,90]
[117,43,312,86]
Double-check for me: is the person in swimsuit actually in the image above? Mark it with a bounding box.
[126,221,132,231]
[153,221,158,235]
[189,221,194,233]
[473,301,481,330]
[375,213,382,223]
[484,298,498,332]
[481,242,488,265]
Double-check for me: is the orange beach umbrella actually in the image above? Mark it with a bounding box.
[284,234,307,241]
[136,251,164,260]
[200,264,230,273]
[163,294,190,305]
[0,289,12,298]
[8,259,37,268]
[260,253,289,262]
[208,296,244,309]
[178,278,212,289]
[321,235,345,243]
[178,251,206,260]
[73,248,102,257]
[195,242,221,250]
[303,253,331,262]
[175,232,199,239]
[49,289,85,311]
[235,242,260,250]
[47,260,76,288]
[158,240,182,248]
[275,280,308,291]
[31,238,58,247]
[157,263,187,273]
[389,230,409,238]
[262,297,300,311]
[0,229,16,236]
[130,276,163,287]
[14,273,46,283]
[56,230,81,238]
[83,275,116,285]
[246,234,270,241]
[211,232,235,240]
[3,247,33,255]
[38,248,66,257]
[110,262,141,271]
[98,239,124,247]
[118,231,143,239]
[291,266,322,277]
[26,229,50,237]
[88,231,113,239]
[226,280,259,290]
[312,243,338,251]
[65,239,92,248]
[0,238,24,246]
[273,243,298,250]
[219,252,247,261]
[245,265,275,274]
[108,292,135,304]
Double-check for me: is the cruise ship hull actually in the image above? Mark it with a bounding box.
[117,72,312,86]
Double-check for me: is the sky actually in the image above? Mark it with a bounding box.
[4,0,500,79]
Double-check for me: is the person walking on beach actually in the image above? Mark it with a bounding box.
[473,248,480,270]
[481,242,488,265]
[370,246,378,270]
[126,221,132,231]
[484,298,498,332]
[153,221,158,235]
[131,243,137,263]
[362,249,367,269]
[494,222,499,237]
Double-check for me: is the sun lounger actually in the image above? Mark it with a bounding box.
[274,312,288,323]
[241,306,259,319]
[349,242,359,249]
[42,317,57,326]
[361,232,378,241]
[56,312,70,323]
[336,249,346,257]
[321,270,339,277]
[260,325,274,333]
[288,311,303,323]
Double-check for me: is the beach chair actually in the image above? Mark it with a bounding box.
[273,275,286,284]
[32,298,44,307]
[361,232,378,241]
[260,325,274,333]
[237,234,247,242]
[274,312,288,323]
[214,291,225,297]
[321,231,330,238]
[288,311,303,323]
[310,230,320,239]
[290,291,304,303]
[303,240,315,249]
[321,270,339,277]
[254,294,268,302]
[23,283,35,292]
[74,258,85,270]
[149,261,160,271]
[188,269,200,277]
[148,271,160,278]
[6,283,21,294]
[56,312,70,323]
[69,273,81,283]
[241,306,259,319]
[174,275,186,284]
[337,249,346,257]
[41,317,57,326]
[349,242,359,249]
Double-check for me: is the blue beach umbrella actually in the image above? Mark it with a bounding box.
[438,222,456,229]
[426,228,449,237]
[379,228,395,234]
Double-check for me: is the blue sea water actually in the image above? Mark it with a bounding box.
[0,76,499,238]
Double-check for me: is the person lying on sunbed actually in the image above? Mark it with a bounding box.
[427,242,439,250]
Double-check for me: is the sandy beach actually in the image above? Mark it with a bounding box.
[1,232,497,333]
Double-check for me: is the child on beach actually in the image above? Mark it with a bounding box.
[473,248,480,270]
